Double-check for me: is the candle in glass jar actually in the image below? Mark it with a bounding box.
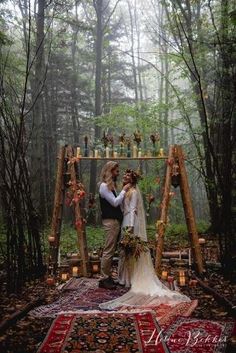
[159,148,164,156]
[105,147,110,158]
[113,151,118,158]
[179,270,186,286]
[72,266,78,277]
[94,149,98,158]
[138,149,142,158]
[161,270,168,280]
[61,273,68,282]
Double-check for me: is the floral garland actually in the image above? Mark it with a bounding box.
[120,228,149,260]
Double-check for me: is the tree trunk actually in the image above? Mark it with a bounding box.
[89,0,104,201]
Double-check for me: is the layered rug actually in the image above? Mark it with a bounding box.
[30,278,128,317]
[33,278,235,352]
[30,277,197,320]
[37,312,170,353]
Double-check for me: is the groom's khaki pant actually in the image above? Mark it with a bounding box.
[101,219,120,279]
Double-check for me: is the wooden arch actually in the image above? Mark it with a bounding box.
[48,145,204,277]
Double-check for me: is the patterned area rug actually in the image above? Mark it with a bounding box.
[30,278,128,317]
[37,312,170,353]
[30,278,197,320]
[163,316,236,353]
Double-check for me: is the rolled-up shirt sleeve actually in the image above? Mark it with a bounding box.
[130,190,138,227]
[99,183,126,207]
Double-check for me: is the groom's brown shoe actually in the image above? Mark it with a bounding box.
[99,278,116,290]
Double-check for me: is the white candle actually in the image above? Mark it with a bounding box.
[113,151,118,158]
[138,150,142,158]
[133,145,137,158]
[159,148,164,156]
[94,149,98,158]
[188,248,191,267]
[105,146,109,158]
[76,147,81,158]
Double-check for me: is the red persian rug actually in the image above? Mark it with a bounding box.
[37,312,171,353]
[162,316,236,353]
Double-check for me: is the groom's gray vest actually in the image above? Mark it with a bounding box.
[99,190,123,222]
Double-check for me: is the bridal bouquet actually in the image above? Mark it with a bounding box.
[120,228,149,260]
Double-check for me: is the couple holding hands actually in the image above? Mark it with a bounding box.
[98,161,189,310]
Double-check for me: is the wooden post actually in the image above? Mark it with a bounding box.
[67,146,89,276]
[155,145,174,275]
[177,145,204,275]
[49,146,66,268]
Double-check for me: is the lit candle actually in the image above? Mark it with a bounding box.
[159,148,164,157]
[61,273,68,282]
[133,145,137,158]
[161,270,168,280]
[94,149,98,158]
[138,149,142,158]
[72,266,78,277]
[105,146,109,158]
[198,238,206,245]
[179,270,186,286]
[113,151,118,158]
[76,147,81,158]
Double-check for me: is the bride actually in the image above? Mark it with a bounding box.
[100,169,190,310]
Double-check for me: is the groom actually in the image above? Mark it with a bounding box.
[98,161,130,289]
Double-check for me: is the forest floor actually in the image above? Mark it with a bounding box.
[0,233,236,353]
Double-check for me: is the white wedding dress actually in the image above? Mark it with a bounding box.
[99,186,190,310]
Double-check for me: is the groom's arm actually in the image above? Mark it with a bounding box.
[99,183,126,207]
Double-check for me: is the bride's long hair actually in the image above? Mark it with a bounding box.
[99,161,119,191]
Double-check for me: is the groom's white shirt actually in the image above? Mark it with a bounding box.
[99,182,126,207]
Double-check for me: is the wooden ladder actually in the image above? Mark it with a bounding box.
[48,146,89,276]
[155,145,204,275]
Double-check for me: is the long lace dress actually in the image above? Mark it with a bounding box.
[99,186,190,310]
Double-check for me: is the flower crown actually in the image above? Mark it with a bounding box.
[125,169,142,183]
